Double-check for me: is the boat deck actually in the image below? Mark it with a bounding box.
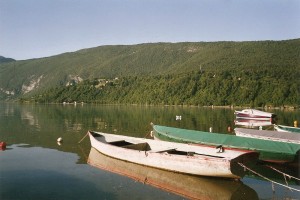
[235,128,300,144]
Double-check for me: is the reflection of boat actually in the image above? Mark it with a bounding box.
[152,124,300,164]
[234,119,273,128]
[245,162,300,186]
[235,128,300,144]
[274,124,300,133]
[87,147,259,200]
[88,131,259,179]
[234,109,275,120]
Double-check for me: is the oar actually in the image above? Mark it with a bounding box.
[78,132,89,144]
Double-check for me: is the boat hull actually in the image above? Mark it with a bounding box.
[152,125,300,164]
[88,131,258,179]
[234,109,274,120]
[235,128,300,144]
[274,125,300,134]
[87,147,259,200]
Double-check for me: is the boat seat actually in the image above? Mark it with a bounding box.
[123,142,151,151]
[108,140,134,147]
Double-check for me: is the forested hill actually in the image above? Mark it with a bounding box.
[1,39,300,107]
[0,56,15,64]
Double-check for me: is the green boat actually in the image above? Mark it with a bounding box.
[274,124,300,134]
[152,124,300,164]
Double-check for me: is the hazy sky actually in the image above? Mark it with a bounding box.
[1,0,299,60]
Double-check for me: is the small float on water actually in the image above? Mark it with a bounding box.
[0,142,6,150]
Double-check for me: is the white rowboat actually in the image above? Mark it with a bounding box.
[87,147,259,200]
[235,128,300,144]
[234,109,275,120]
[88,131,259,179]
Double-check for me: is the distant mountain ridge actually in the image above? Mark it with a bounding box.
[0,39,299,104]
[0,56,15,63]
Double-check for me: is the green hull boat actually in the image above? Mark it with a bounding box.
[274,124,300,134]
[152,125,300,164]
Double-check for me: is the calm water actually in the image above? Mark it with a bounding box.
[0,103,299,200]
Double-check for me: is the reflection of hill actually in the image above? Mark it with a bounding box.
[21,110,40,128]
[1,103,299,165]
[88,147,258,200]
[0,104,235,143]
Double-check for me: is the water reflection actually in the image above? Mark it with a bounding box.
[245,162,299,186]
[1,103,299,158]
[234,119,273,128]
[0,145,188,200]
[88,147,258,200]
[21,110,41,130]
[0,103,300,199]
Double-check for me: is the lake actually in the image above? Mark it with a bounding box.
[0,103,299,200]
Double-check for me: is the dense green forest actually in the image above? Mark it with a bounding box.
[1,39,300,107]
[22,68,299,107]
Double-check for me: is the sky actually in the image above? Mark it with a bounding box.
[0,0,299,60]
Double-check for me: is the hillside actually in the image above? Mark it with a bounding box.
[1,39,300,106]
[0,56,15,64]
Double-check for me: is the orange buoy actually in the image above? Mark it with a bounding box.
[0,142,7,150]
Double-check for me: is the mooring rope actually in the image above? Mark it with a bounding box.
[266,165,300,182]
[238,162,300,192]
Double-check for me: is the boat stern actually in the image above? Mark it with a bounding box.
[230,152,260,178]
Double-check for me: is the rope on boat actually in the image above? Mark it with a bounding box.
[238,162,300,192]
[266,165,300,182]
[78,132,89,143]
[144,131,152,138]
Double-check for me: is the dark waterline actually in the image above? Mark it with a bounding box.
[0,103,299,199]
